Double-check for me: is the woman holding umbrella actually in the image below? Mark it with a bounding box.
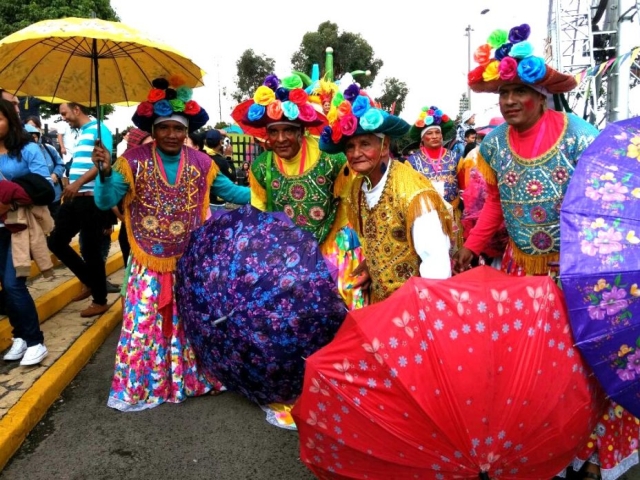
[91,77,250,411]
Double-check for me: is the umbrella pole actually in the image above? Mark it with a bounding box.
[92,39,105,182]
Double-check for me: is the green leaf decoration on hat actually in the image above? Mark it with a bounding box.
[487,29,508,49]
[281,74,304,90]
[332,92,345,107]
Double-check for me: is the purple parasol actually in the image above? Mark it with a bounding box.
[560,116,640,417]
[176,205,346,405]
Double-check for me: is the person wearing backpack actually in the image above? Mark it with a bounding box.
[24,124,65,218]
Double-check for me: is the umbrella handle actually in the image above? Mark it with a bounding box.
[213,308,236,326]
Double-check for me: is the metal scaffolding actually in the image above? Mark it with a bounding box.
[547,0,639,126]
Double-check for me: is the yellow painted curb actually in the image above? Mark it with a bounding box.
[0,253,124,352]
[0,301,122,471]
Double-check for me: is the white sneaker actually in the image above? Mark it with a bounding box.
[3,338,27,361]
[19,344,48,366]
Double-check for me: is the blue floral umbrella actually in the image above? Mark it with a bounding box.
[176,205,346,404]
[560,116,640,417]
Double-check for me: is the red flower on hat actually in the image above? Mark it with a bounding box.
[468,65,486,84]
[136,101,154,117]
[148,88,166,103]
[289,88,309,106]
[331,123,343,143]
[184,100,201,115]
[442,114,450,123]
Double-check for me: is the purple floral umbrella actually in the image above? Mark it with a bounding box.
[560,116,640,417]
[176,205,347,405]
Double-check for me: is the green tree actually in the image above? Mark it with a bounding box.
[290,21,383,89]
[375,77,409,115]
[0,0,119,118]
[232,49,276,103]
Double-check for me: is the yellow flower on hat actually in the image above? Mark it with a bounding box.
[327,105,339,124]
[419,111,427,120]
[482,60,501,81]
[254,86,276,106]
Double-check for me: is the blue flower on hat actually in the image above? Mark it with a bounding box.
[275,87,289,102]
[153,100,173,117]
[248,103,266,121]
[352,96,371,118]
[282,101,300,120]
[510,41,534,59]
[320,126,333,144]
[495,43,513,60]
[359,108,384,131]
[517,56,547,84]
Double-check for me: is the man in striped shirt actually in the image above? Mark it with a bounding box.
[47,103,113,318]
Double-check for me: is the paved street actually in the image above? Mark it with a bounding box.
[2,323,640,480]
[0,326,314,480]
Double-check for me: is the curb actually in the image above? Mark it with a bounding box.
[0,254,124,352]
[0,301,123,471]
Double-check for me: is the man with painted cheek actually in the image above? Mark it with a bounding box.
[454,27,599,280]
[232,73,367,312]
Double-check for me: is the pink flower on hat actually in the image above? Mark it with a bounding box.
[499,57,518,81]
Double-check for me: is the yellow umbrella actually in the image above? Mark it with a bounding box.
[0,17,205,107]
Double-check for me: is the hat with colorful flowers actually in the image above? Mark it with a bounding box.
[408,106,456,142]
[230,73,327,139]
[132,76,209,133]
[318,83,410,154]
[468,24,576,94]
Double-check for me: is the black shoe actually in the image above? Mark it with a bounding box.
[106,281,121,294]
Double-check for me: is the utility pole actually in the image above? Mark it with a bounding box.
[608,0,640,121]
[217,61,223,123]
[465,24,473,110]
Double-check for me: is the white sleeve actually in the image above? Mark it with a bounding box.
[411,197,452,279]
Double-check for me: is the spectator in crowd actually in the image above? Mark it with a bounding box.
[0,98,52,366]
[47,102,113,318]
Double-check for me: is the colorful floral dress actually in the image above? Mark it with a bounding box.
[95,144,227,411]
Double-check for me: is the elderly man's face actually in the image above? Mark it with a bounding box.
[344,134,388,175]
[1,92,19,115]
[498,84,546,131]
[266,124,302,160]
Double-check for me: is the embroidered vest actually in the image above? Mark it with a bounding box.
[118,144,215,272]
[252,150,346,244]
[479,114,597,270]
[346,161,452,303]
[407,149,461,205]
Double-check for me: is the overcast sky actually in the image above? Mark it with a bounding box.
[102,0,548,132]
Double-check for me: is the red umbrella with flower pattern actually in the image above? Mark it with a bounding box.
[292,267,603,479]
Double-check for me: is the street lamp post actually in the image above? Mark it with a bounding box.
[465,24,473,109]
[464,10,490,112]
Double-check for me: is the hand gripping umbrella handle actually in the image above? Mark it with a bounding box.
[213,308,236,326]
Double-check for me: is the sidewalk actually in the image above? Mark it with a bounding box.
[0,236,125,470]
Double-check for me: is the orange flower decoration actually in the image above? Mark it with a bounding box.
[337,101,352,119]
[267,100,283,120]
[473,44,492,66]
